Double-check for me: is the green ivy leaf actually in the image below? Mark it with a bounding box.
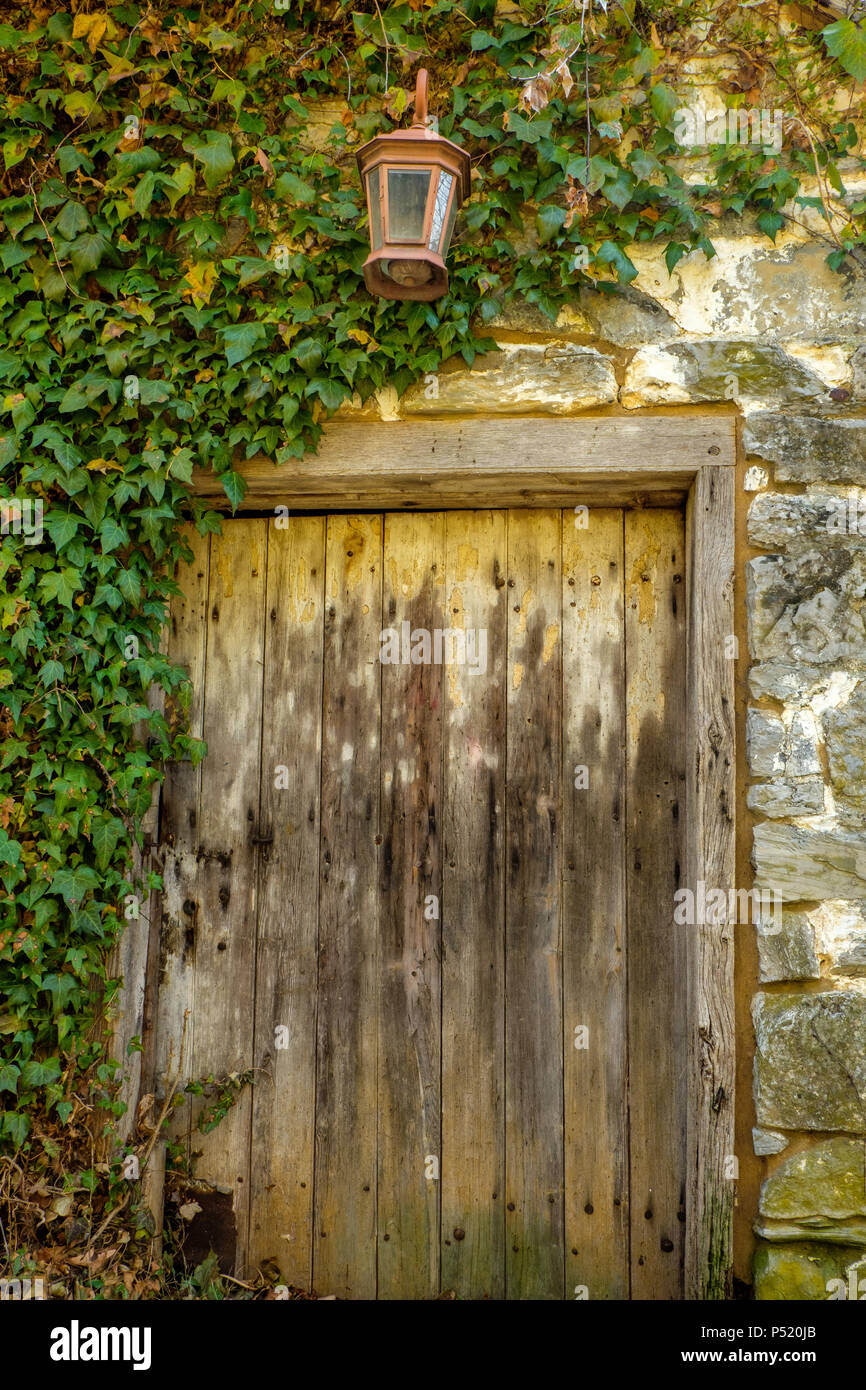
[0,1064,18,1096]
[38,568,82,609]
[221,322,267,366]
[55,201,90,240]
[69,232,112,278]
[822,18,866,84]
[0,831,21,866]
[220,469,247,510]
[45,512,80,548]
[273,170,316,204]
[183,131,236,190]
[91,816,124,870]
[596,240,638,283]
[50,865,99,907]
[536,205,567,243]
[650,83,679,128]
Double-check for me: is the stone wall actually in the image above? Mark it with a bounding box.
[343,187,866,1299]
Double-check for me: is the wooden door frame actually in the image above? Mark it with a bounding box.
[183,412,736,1299]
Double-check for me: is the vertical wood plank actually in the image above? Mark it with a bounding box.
[685,468,736,1300]
[504,509,564,1300]
[185,520,267,1275]
[112,621,168,1147]
[313,515,382,1300]
[562,509,629,1300]
[247,516,326,1287]
[625,509,687,1300]
[377,513,445,1299]
[153,527,210,1153]
[440,511,507,1299]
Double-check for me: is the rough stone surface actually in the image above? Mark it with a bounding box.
[748,780,824,818]
[831,938,866,978]
[746,708,821,779]
[398,343,618,415]
[811,901,866,979]
[747,552,866,665]
[757,911,821,982]
[747,709,785,776]
[748,487,866,550]
[753,991,866,1131]
[754,823,866,901]
[570,284,679,346]
[743,412,866,483]
[621,340,827,409]
[628,229,866,340]
[744,465,768,491]
[823,680,866,815]
[748,662,860,704]
[753,1128,790,1156]
[760,1140,866,1221]
[753,1241,862,1300]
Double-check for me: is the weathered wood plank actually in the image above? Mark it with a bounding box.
[185,520,267,1275]
[248,515,326,1286]
[685,467,736,1300]
[313,515,382,1299]
[562,509,629,1300]
[440,510,507,1300]
[112,622,168,1147]
[151,526,211,1152]
[625,509,687,1300]
[377,513,445,1299]
[191,417,735,512]
[504,509,564,1300]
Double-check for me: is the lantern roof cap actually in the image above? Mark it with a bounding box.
[355,69,471,203]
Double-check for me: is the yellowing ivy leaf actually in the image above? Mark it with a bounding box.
[100,320,131,342]
[181,260,218,305]
[62,90,98,122]
[347,328,380,350]
[86,457,122,473]
[72,13,117,53]
[120,297,156,323]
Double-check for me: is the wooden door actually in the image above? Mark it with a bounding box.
[154,507,687,1300]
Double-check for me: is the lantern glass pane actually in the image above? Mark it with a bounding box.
[440,189,458,257]
[387,168,431,241]
[368,167,383,249]
[428,171,454,254]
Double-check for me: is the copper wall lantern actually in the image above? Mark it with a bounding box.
[356,70,471,301]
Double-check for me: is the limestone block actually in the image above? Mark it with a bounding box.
[753,823,866,902]
[824,679,866,810]
[754,1241,862,1299]
[747,552,866,664]
[748,487,866,550]
[398,343,618,416]
[753,991,866,1131]
[629,232,866,340]
[756,911,820,982]
[759,1140,866,1222]
[753,1128,789,1157]
[743,412,866,483]
[746,708,820,778]
[621,340,826,409]
[747,780,824,818]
